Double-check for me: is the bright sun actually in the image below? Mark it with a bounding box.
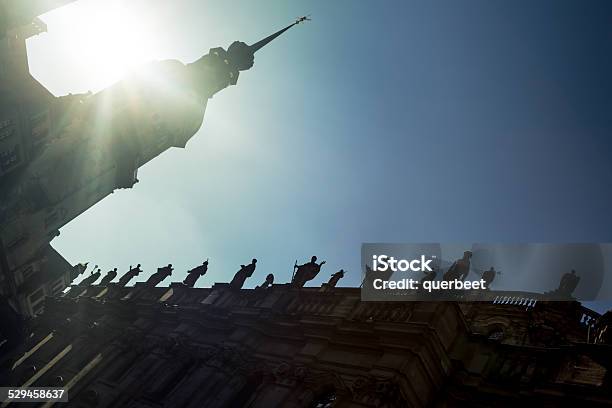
[40,0,158,91]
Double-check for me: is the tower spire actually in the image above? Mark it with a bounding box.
[249,16,310,53]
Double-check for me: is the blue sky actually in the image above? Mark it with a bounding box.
[28,1,612,305]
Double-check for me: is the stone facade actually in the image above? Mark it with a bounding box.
[1,282,610,407]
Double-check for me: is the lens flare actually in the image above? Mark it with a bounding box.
[39,0,158,91]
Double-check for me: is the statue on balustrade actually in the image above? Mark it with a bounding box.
[557,269,580,298]
[183,260,208,287]
[443,251,472,281]
[71,262,89,277]
[146,264,174,287]
[292,256,326,288]
[321,269,345,292]
[80,268,101,286]
[229,258,257,289]
[229,259,257,290]
[255,273,274,291]
[481,267,497,288]
[99,268,118,285]
[117,264,142,287]
[362,264,393,288]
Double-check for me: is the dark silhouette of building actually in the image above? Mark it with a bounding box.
[0,280,610,407]
[0,0,302,327]
[1,4,611,407]
[0,0,82,323]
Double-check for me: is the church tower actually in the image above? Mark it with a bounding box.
[0,2,303,321]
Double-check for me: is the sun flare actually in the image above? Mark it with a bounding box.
[40,0,159,91]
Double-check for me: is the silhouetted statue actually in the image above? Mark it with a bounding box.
[320,269,345,292]
[255,273,274,291]
[80,268,101,286]
[327,269,345,288]
[557,269,580,297]
[146,264,174,287]
[183,261,209,288]
[443,251,472,281]
[292,256,326,288]
[117,264,142,287]
[362,264,394,288]
[72,262,88,277]
[481,267,497,288]
[229,259,257,290]
[99,268,118,285]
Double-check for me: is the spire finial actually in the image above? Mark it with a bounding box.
[249,15,310,53]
